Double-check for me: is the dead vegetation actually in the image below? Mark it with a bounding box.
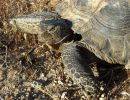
[0,0,130,100]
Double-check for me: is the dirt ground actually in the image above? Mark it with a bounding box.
[0,0,130,100]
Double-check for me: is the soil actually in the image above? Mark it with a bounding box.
[0,0,130,100]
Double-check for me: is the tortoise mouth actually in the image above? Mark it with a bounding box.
[73,33,82,42]
[54,33,82,45]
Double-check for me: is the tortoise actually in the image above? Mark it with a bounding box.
[9,0,130,97]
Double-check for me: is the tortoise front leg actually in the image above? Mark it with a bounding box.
[61,42,100,97]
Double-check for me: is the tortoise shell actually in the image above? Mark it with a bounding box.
[56,0,130,67]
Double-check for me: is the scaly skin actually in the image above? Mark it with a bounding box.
[61,42,99,95]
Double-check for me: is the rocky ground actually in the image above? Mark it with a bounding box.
[0,0,130,100]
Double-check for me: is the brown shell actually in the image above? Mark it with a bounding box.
[57,0,130,67]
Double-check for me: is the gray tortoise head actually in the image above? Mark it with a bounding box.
[56,0,130,68]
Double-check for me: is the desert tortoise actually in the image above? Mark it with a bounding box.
[9,0,130,96]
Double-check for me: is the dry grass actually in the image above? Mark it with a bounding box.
[0,0,130,100]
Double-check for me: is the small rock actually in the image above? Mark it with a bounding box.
[61,92,67,99]
[58,80,63,85]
